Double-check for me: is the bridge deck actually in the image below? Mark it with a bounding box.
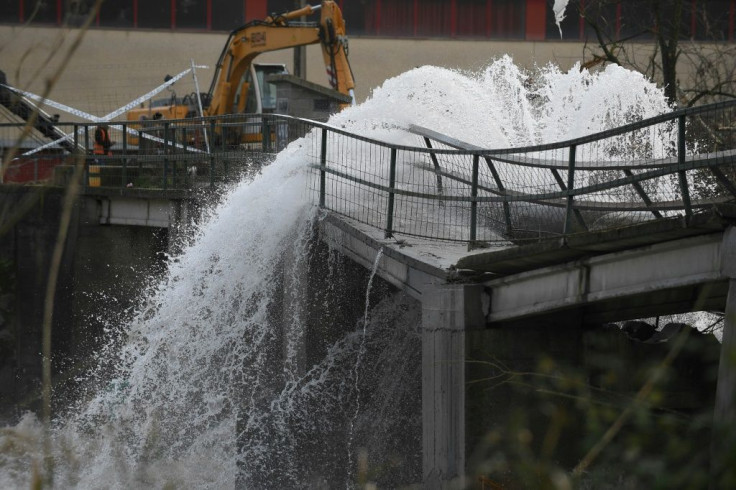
[454,203,736,277]
[322,204,736,327]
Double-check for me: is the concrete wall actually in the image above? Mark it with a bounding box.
[0,186,74,420]
[0,25,593,117]
[0,184,169,421]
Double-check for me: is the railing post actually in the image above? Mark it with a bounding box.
[470,154,479,243]
[563,144,577,235]
[75,123,84,188]
[319,127,327,207]
[210,119,216,188]
[220,119,226,152]
[262,116,271,153]
[275,118,288,150]
[163,121,170,190]
[172,126,181,188]
[385,148,397,238]
[84,124,90,189]
[678,115,693,218]
[484,156,512,236]
[175,126,181,188]
[551,168,588,231]
[423,137,444,205]
[223,120,229,179]
[122,122,128,188]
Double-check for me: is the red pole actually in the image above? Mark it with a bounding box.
[452,0,458,37]
[19,0,24,23]
[171,0,176,29]
[486,0,492,38]
[244,0,266,21]
[616,1,622,38]
[207,0,212,30]
[376,0,381,35]
[413,0,418,37]
[690,0,696,39]
[57,0,61,25]
[525,0,546,41]
[579,0,586,40]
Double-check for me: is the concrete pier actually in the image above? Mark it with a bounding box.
[715,228,736,428]
[421,284,485,488]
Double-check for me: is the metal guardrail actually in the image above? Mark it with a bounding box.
[2,101,736,245]
[0,114,290,188]
[297,100,736,245]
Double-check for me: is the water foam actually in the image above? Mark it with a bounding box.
[330,55,671,148]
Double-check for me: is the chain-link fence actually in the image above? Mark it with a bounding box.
[299,100,736,245]
[3,101,736,245]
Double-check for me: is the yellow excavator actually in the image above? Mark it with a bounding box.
[126,0,355,146]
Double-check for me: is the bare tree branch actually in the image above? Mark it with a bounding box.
[572,0,736,107]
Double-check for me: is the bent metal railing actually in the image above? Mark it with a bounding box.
[300,100,736,245]
[2,100,735,245]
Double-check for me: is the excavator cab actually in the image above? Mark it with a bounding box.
[236,63,287,114]
[234,63,288,146]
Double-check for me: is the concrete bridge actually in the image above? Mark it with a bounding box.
[320,204,736,486]
[3,101,736,485]
[302,100,736,486]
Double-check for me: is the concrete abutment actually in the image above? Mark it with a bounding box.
[320,213,732,487]
[0,184,195,420]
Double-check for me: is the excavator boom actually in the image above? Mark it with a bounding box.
[205,0,355,117]
[124,1,355,149]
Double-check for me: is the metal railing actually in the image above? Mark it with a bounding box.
[2,100,736,245]
[0,114,289,190]
[298,100,736,245]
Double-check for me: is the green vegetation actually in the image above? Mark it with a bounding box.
[467,323,736,489]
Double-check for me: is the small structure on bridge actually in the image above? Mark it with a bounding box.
[268,73,352,122]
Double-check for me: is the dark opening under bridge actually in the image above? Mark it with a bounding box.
[4,100,736,486]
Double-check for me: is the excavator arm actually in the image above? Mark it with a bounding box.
[315,1,355,103]
[205,0,355,117]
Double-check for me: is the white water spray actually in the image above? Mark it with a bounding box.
[552,0,571,37]
[331,55,671,149]
[1,57,675,488]
[346,247,384,487]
